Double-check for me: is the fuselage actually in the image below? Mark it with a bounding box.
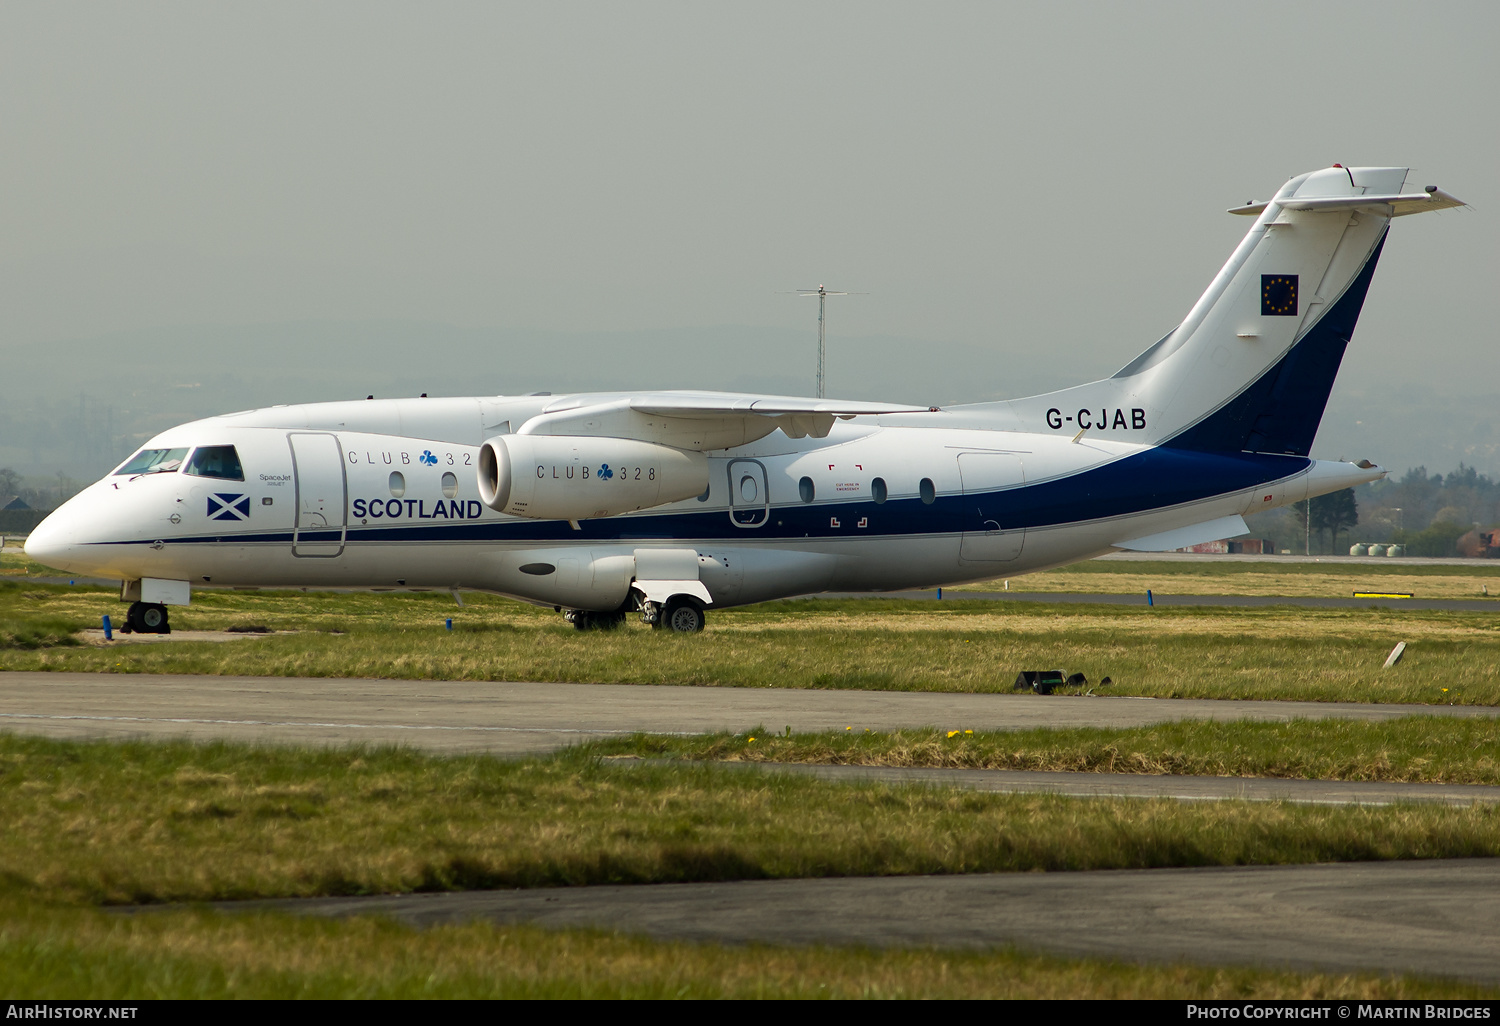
[24,393,1374,612]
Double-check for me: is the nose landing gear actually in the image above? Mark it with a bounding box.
[122,601,171,634]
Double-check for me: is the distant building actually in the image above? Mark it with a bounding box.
[0,496,30,511]
[1457,528,1500,559]
[1177,538,1275,555]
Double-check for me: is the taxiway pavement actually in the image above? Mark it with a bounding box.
[231,859,1500,985]
[3,671,1497,756]
[666,760,1500,806]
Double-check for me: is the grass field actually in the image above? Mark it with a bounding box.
[3,577,1497,705]
[595,718,1500,783]
[2,732,1498,998]
[955,557,1500,600]
[0,548,63,579]
[5,898,1490,999]
[6,553,1500,997]
[5,734,1499,907]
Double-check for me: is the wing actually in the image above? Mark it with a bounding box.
[513,391,936,450]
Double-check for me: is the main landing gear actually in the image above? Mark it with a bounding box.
[565,608,627,631]
[563,594,707,633]
[122,601,171,635]
[644,595,706,634]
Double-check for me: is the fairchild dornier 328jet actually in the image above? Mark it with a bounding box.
[26,165,1464,633]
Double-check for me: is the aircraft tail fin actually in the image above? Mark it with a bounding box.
[1003,166,1463,456]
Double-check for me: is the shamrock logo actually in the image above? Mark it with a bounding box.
[419,450,438,466]
[597,464,614,480]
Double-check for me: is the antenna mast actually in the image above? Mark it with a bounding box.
[790,284,860,398]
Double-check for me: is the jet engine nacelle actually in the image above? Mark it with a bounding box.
[478,434,709,520]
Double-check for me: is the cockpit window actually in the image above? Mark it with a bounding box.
[184,445,245,481]
[114,447,190,476]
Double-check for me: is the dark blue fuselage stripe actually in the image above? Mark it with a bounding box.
[94,447,1305,547]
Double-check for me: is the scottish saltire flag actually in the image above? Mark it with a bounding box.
[208,493,251,521]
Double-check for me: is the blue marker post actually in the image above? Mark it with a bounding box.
[1146,589,1154,607]
[936,587,943,600]
[102,615,113,641]
[445,618,453,631]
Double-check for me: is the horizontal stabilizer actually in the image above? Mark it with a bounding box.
[1114,514,1249,552]
[1230,188,1465,217]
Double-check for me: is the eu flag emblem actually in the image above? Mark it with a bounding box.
[1261,274,1298,316]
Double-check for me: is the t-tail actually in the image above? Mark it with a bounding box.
[1006,166,1464,462]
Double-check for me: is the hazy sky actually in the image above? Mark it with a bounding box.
[1,1,1495,473]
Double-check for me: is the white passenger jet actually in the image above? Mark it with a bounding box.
[26,165,1465,634]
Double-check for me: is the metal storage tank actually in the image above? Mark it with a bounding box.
[1350,543,1369,556]
[1368,543,1388,556]
[1387,544,1406,557]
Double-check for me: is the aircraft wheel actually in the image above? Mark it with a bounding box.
[570,611,595,631]
[661,597,705,634]
[128,601,171,635]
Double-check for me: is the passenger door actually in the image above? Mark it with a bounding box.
[957,452,1025,562]
[289,432,348,557]
[726,459,770,528]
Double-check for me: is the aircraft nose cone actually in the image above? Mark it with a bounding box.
[22,512,72,568]
[22,498,104,575]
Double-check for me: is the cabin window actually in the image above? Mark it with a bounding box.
[871,477,887,504]
[114,448,190,476]
[919,477,936,504]
[798,477,815,503]
[389,472,406,498]
[739,474,759,503]
[441,472,458,499]
[183,446,245,481]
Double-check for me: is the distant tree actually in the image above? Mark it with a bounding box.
[1291,488,1359,554]
[1359,463,1500,539]
[0,467,20,497]
[1446,464,1484,490]
[1432,505,1471,528]
[1396,520,1469,558]
[1314,488,1359,553]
